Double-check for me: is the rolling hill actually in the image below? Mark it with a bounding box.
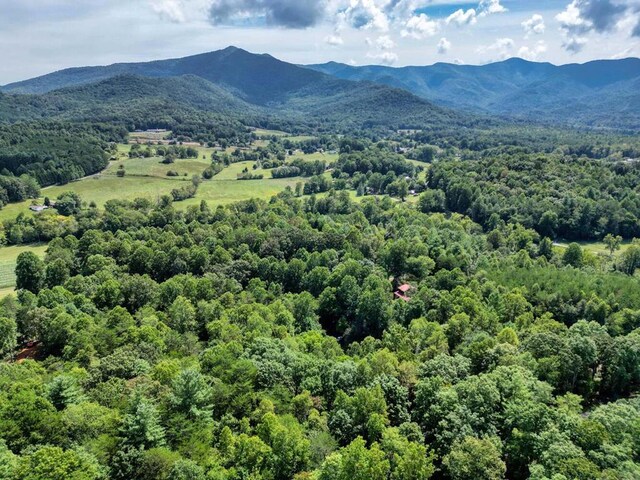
[307,57,640,131]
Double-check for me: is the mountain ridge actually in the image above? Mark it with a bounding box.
[0,48,468,132]
[2,47,638,131]
[306,57,640,130]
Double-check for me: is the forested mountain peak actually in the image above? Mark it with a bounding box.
[0,46,331,105]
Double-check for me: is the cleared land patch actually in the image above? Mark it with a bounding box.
[0,243,48,292]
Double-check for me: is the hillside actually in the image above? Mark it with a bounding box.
[0,48,469,132]
[308,57,640,131]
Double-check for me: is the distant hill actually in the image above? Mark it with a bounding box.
[0,47,469,132]
[307,57,640,131]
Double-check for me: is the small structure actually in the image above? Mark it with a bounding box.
[29,205,48,213]
[394,283,412,302]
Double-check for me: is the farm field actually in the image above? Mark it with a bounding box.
[253,128,317,143]
[0,145,334,221]
[180,161,303,207]
[0,243,48,294]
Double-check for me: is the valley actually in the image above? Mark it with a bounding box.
[0,42,639,480]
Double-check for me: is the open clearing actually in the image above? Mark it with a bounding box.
[0,243,48,293]
[0,145,336,222]
[553,240,635,257]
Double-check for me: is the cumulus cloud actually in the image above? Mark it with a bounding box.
[437,37,451,54]
[208,0,329,28]
[518,41,548,61]
[367,50,398,64]
[478,37,514,60]
[401,13,439,39]
[522,14,545,37]
[342,0,389,32]
[556,0,629,52]
[556,0,627,35]
[633,17,640,37]
[446,8,477,27]
[375,34,395,49]
[478,0,507,17]
[365,33,398,64]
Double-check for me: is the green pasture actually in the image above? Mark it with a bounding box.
[0,243,48,293]
[0,144,340,223]
[553,240,635,257]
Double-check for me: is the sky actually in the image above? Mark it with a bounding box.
[1,0,639,84]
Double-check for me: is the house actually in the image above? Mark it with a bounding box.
[29,205,48,213]
[394,283,412,302]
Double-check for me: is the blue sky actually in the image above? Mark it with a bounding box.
[1,0,639,84]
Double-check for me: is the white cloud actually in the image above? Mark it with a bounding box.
[367,50,398,64]
[366,31,397,64]
[518,41,548,60]
[478,37,514,60]
[555,0,631,53]
[478,0,507,17]
[556,1,590,34]
[376,34,395,50]
[446,8,477,27]
[150,0,188,23]
[437,37,451,54]
[401,14,439,39]
[325,34,344,46]
[522,14,545,37]
[343,0,389,32]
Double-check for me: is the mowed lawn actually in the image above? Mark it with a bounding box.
[0,243,48,293]
[105,156,211,178]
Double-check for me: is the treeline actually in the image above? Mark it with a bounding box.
[272,159,326,179]
[129,144,199,160]
[406,124,640,159]
[0,175,40,207]
[0,122,117,186]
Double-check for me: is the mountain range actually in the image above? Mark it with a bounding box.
[0,47,463,132]
[307,58,640,131]
[1,47,639,132]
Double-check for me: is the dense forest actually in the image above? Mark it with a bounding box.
[0,189,638,479]
[0,122,122,186]
[426,152,640,240]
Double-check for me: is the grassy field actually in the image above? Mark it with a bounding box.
[253,128,317,143]
[0,243,48,292]
[287,152,338,163]
[106,156,210,178]
[253,128,288,137]
[181,161,302,207]
[0,146,215,222]
[0,143,339,223]
[553,240,635,257]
